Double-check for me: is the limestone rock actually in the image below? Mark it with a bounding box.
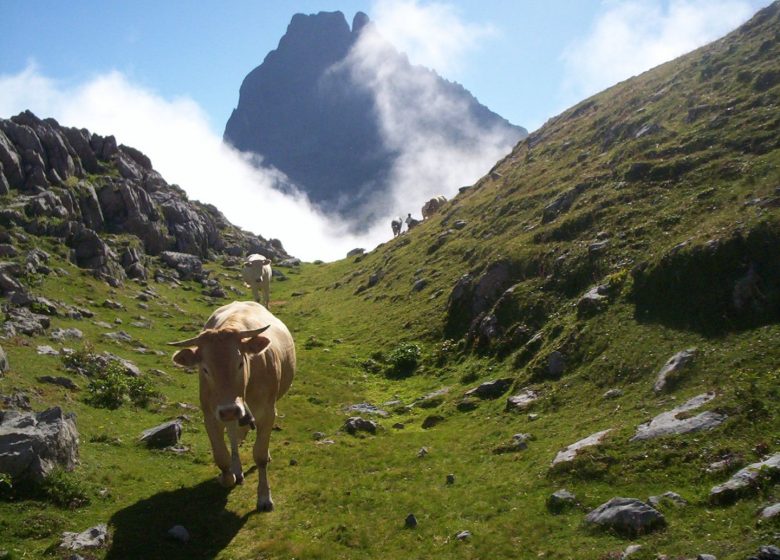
[547,489,577,513]
[759,503,780,519]
[552,429,612,467]
[465,378,513,400]
[710,452,780,504]
[160,251,203,280]
[344,416,377,435]
[505,389,539,412]
[344,403,388,417]
[60,524,109,551]
[0,407,79,481]
[585,497,666,537]
[654,348,697,393]
[139,420,182,448]
[37,376,79,390]
[630,392,726,441]
[648,491,688,508]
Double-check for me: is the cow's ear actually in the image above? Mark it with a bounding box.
[241,335,271,355]
[172,348,200,368]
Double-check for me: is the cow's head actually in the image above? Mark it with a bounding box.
[169,326,271,426]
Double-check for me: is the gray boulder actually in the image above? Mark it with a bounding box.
[630,392,726,441]
[749,546,780,560]
[654,348,697,393]
[505,389,539,412]
[37,376,79,391]
[577,284,609,317]
[709,452,780,505]
[60,524,109,551]
[160,251,203,280]
[50,328,83,341]
[139,420,182,448]
[547,489,577,513]
[552,429,612,467]
[0,345,7,373]
[344,416,377,435]
[0,407,79,481]
[465,378,513,400]
[1,392,31,410]
[759,503,780,520]
[585,497,666,536]
[2,306,50,337]
[648,491,688,508]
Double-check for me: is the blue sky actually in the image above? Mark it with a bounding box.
[0,0,771,260]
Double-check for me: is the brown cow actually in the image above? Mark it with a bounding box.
[169,301,295,512]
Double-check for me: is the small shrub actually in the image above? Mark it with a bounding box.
[386,343,421,378]
[86,361,157,409]
[40,469,90,508]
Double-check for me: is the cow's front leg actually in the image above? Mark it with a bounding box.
[252,411,276,512]
[204,415,235,488]
[225,422,244,485]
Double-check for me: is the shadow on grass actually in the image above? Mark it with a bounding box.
[105,478,252,560]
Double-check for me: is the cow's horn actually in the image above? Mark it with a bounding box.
[167,334,203,347]
[237,325,271,338]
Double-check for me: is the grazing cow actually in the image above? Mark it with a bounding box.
[391,217,403,237]
[242,254,272,308]
[405,213,421,230]
[169,301,295,512]
[421,195,447,219]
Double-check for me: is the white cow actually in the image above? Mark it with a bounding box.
[242,254,272,308]
[170,301,296,512]
[422,195,447,219]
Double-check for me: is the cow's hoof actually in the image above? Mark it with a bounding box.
[235,471,245,485]
[256,499,274,513]
[218,472,236,488]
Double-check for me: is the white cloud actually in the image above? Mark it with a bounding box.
[370,0,494,76]
[0,64,390,262]
[335,7,521,224]
[561,0,757,102]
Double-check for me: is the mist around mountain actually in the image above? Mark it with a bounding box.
[224,11,527,231]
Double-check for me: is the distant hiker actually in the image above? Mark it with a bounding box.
[391,217,403,237]
[405,213,420,230]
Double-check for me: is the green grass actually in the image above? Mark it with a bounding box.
[1,4,780,559]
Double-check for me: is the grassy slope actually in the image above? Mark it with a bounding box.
[2,3,780,559]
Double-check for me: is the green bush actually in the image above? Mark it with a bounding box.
[386,343,421,378]
[39,469,90,509]
[87,361,157,409]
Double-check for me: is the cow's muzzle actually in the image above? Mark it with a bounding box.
[238,410,256,430]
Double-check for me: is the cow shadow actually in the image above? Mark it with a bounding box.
[105,478,252,560]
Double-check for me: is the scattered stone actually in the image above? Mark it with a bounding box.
[630,392,726,441]
[1,392,31,410]
[2,306,50,337]
[344,402,388,417]
[289,458,298,466]
[706,454,741,474]
[446,473,455,485]
[654,348,697,393]
[577,284,609,317]
[102,299,124,310]
[392,422,405,430]
[421,415,444,429]
[749,545,780,560]
[648,491,688,508]
[547,489,577,513]
[417,387,449,408]
[405,513,418,528]
[696,555,716,560]
[759,503,780,520]
[493,433,531,454]
[456,398,479,412]
[412,278,428,292]
[139,420,182,448]
[37,376,79,390]
[465,378,513,400]
[417,447,429,458]
[343,416,377,435]
[0,406,79,480]
[60,524,109,551]
[528,413,539,421]
[36,345,59,356]
[505,389,539,412]
[455,530,471,541]
[50,327,83,341]
[552,429,612,467]
[167,525,190,543]
[585,497,666,537]
[0,345,7,373]
[710,452,780,505]
[622,544,643,558]
[312,431,326,441]
[603,388,623,399]
[347,248,365,258]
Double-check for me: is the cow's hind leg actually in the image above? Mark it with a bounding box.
[252,410,276,512]
[204,415,236,488]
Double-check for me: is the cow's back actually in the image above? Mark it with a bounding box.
[205,301,295,399]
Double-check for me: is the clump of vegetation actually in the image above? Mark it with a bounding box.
[385,342,421,378]
[39,469,90,509]
[86,361,156,409]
